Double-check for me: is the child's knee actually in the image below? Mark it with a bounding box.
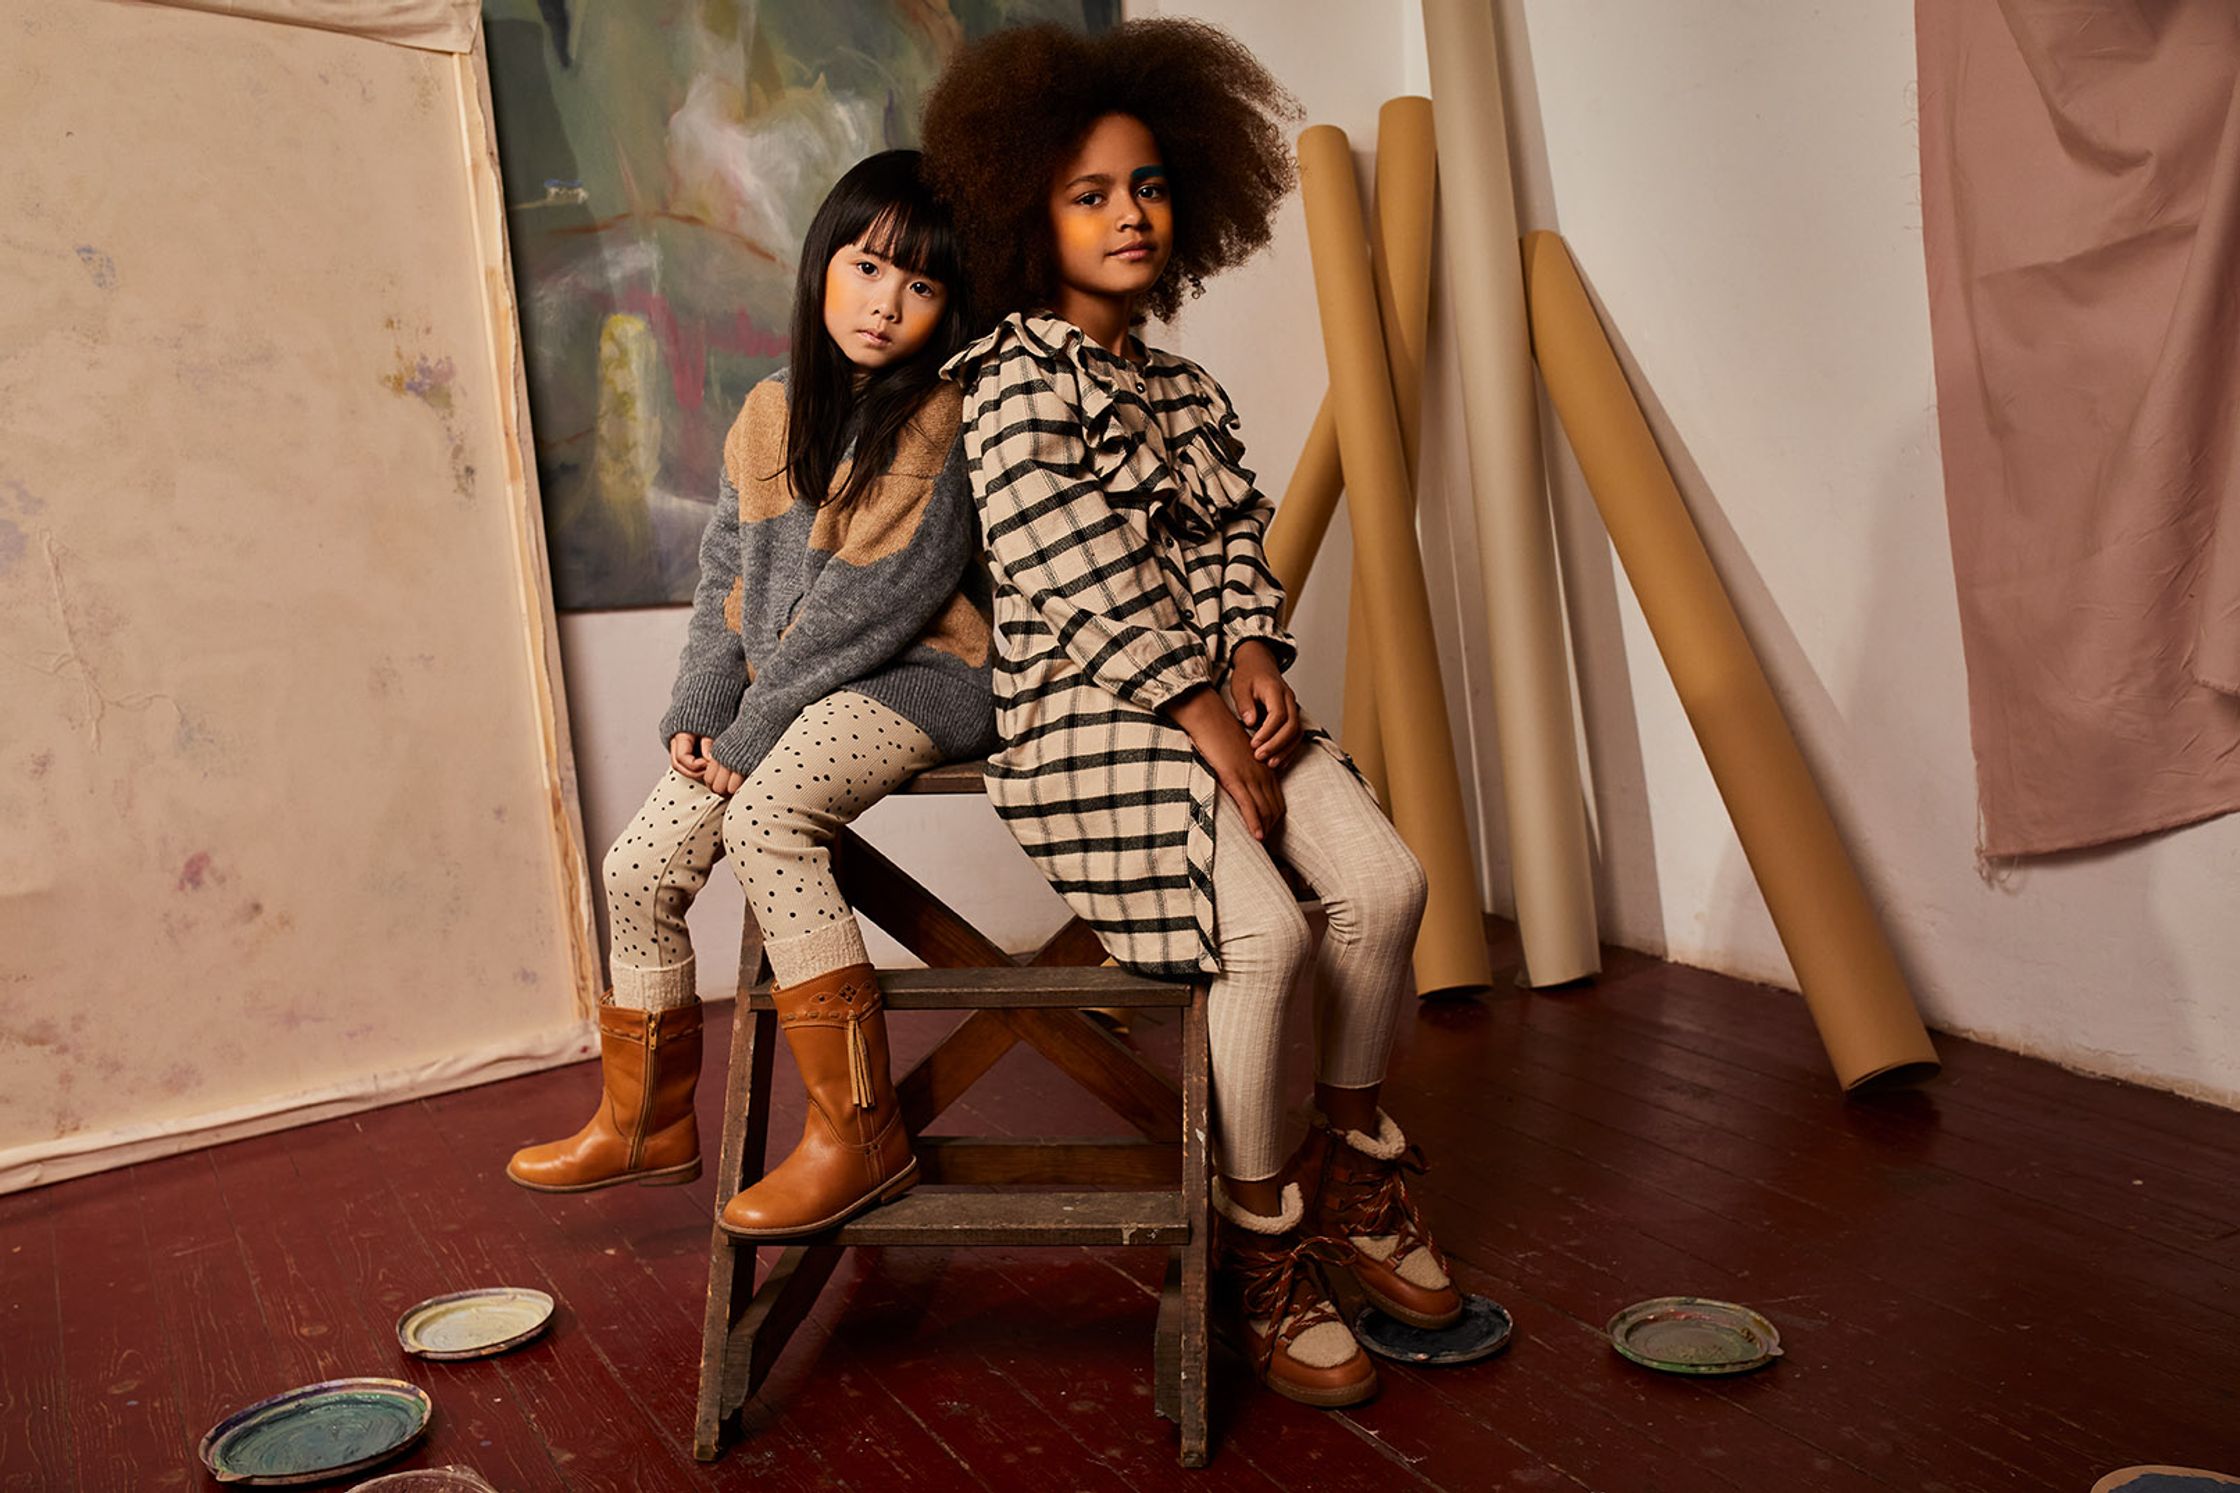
[720,792,814,864]
[602,836,655,902]
[1375,848,1430,934]
[1224,894,1314,986]
[1332,844,1428,948]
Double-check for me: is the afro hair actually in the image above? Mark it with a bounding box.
[918,19,1300,325]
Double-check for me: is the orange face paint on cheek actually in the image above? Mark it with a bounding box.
[1056,211,1106,273]
[1058,213,1102,250]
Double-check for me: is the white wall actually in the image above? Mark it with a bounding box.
[558,1,2240,1109]
[1472,0,2240,1106]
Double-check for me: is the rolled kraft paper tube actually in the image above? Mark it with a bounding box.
[1372,97,1438,472]
[1421,0,1602,988]
[1341,579,1389,798]
[1342,95,1439,803]
[1298,123,1491,997]
[1522,230,1938,1088]
[1264,98,1434,618]
[1264,401,1341,614]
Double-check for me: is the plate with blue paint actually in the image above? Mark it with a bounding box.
[198,1377,431,1485]
[1355,1294,1515,1365]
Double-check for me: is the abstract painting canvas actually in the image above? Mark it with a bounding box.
[484,0,1117,611]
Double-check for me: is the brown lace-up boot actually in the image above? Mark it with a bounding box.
[1295,1108,1463,1329]
[506,999,702,1192]
[1212,1181,1380,1407]
[718,963,916,1239]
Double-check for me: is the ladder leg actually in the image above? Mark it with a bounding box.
[1179,985,1211,1466]
[695,933,777,1461]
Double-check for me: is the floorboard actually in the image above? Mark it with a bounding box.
[47,1167,189,1490]
[0,1186,74,1487]
[6,922,2239,1490]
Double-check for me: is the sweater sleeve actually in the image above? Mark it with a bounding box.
[657,477,749,746]
[967,364,1211,711]
[707,432,976,774]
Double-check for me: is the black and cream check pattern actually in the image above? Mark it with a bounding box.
[945,312,1312,979]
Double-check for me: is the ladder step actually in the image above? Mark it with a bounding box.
[746,964,1192,1010]
[914,1137,1181,1187]
[825,1190,1189,1247]
[895,761,987,795]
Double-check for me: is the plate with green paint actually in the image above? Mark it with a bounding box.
[396,1286,555,1360]
[198,1377,431,1485]
[1607,1296,1783,1375]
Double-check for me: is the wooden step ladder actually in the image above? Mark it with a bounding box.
[692,764,1213,1467]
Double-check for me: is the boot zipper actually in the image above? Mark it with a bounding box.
[630,1017,662,1168]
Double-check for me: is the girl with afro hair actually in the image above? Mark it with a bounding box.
[922,20,1458,1409]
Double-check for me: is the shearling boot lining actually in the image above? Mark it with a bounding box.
[1331,1107,1408,1160]
[1213,1178,1304,1233]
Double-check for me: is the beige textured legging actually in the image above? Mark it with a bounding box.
[1206,744,1430,1181]
[602,691,943,1007]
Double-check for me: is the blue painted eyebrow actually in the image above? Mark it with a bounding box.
[1130,165,1167,185]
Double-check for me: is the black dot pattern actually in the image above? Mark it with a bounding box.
[603,692,941,997]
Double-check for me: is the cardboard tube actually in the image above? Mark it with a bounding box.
[1422,0,1602,988]
[1299,125,1491,997]
[1264,401,1341,613]
[1266,98,1434,625]
[1341,579,1389,797]
[1341,97,1439,804]
[1371,98,1437,480]
[1523,230,1938,1088]
[1344,97,1433,801]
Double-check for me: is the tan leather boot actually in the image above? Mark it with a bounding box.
[718,963,916,1239]
[505,1000,702,1192]
[1212,1181,1379,1407]
[1295,1108,1462,1329]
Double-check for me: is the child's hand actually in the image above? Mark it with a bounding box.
[670,732,708,782]
[1229,640,1303,769]
[697,736,746,797]
[1168,686,1285,840]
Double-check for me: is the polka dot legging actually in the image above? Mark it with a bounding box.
[601,691,943,1007]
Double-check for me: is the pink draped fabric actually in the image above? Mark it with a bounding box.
[1917,0,2240,856]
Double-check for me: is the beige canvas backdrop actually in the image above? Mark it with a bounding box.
[0,0,600,1193]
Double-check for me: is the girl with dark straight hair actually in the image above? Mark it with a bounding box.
[507,149,995,1242]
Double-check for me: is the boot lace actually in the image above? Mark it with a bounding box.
[1233,1235,1353,1370]
[1328,1143,1450,1281]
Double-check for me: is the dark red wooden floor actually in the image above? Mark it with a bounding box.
[7,926,2239,1491]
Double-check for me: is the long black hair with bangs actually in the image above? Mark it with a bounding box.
[783,149,972,514]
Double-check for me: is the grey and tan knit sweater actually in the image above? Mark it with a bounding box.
[658,376,994,775]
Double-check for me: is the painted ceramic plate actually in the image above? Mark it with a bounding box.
[198,1377,432,1486]
[1607,1297,1783,1375]
[347,1468,501,1492]
[396,1286,555,1360]
[2091,1469,2240,1493]
[1355,1295,1515,1365]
